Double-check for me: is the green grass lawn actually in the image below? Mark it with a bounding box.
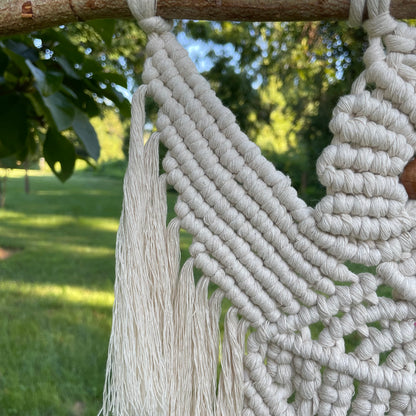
[0,170,124,416]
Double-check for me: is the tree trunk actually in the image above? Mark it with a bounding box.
[0,0,415,36]
[24,161,30,195]
[0,173,8,209]
[24,170,30,194]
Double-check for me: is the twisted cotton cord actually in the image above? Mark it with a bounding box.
[103,0,416,413]
[127,0,171,34]
[148,34,358,290]
[148,32,345,299]
[245,334,295,415]
[348,0,366,27]
[318,370,354,415]
[314,0,416,266]
[139,11,416,409]
[126,0,154,20]
[265,344,294,401]
[270,332,416,395]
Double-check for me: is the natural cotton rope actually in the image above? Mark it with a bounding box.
[101,0,416,414]
[348,0,366,27]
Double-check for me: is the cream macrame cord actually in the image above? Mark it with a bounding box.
[101,0,416,414]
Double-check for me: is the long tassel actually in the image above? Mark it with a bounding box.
[192,280,223,415]
[170,257,195,414]
[216,308,249,415]
[101,85,173,415]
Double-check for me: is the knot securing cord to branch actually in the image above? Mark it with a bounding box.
[127,0,171,33]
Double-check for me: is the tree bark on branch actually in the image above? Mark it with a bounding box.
[0,0,415,36]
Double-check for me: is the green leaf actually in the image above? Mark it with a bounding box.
[81,57,102,74]
[43,128,76,182]
[3,47,30,75]
[0,94,28,158]
[72,109,100,160]
[26,60,64,97]
[88,19,116,47]
[61,78,101,118]
[59,84,78,99]
[54,56,81,80]
[82,95,101,118]
[42,92,75,131]
[102,88,131,118]
[42,28,85,64]
[95,71,127,88]
[3,71,19,84]
[4,40,38,62]
[25,91,48,118]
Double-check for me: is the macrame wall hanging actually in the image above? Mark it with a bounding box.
[100,0,416,414]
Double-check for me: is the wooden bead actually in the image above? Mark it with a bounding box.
[400,158,416,199]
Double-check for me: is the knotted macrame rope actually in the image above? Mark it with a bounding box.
[101,0,416,414]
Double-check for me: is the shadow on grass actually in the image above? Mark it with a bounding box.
[0,219,118,290]
[3,174,123,219]
[0,282,112,416]
[0,216,118,248]
[0,172,126,290]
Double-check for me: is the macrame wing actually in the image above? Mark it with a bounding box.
[103,2,416,415]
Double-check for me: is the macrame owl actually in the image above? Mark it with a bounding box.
[101,0,416,414]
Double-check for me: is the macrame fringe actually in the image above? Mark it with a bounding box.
[216,308,249,415]
[101,85,173,415]
[191,278,222,415]
[170,258,194,414]
[101,85,249,415]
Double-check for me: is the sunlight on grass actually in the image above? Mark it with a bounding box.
[0,214,119,232]
[0,213,119,264]
[5,168,52,178]
[37,189,117,197]
[180,229,192,250]
[50,243,115,256]
[79,217,120,232]
[0,280,114,308]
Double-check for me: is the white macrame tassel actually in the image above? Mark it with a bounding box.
[101,85,173,416]
[216,308,249,415]
[101,85,227,416]
[170,257,195,414]
[192,280,223,415]
[168,232,223,415]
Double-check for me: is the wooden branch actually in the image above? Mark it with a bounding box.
[158,0,416,22]
[0,0,132,35]
[1,0,416,36]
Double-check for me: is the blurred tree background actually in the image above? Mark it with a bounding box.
[0,18,366,204]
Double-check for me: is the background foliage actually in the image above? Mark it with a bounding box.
[0,19,366,202]
[0,21,143,181]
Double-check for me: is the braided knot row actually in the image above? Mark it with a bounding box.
[315,4,416,266]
